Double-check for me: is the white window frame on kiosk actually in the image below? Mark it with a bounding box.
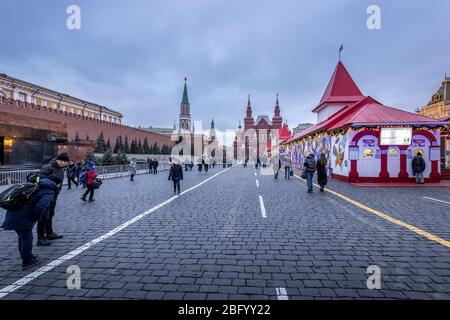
[380,127,412,146]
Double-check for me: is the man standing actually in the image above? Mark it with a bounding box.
[147,158,152,174]
[412,152,426,184]
[36,152,70,246]
[153,159,159,174]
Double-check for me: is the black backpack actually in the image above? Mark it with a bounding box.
[0,180,40,210]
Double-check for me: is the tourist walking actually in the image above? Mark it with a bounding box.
[283,155,292,179]
[147,158,153,174]
[272,154,281,179]
[412,152,426,184]
[66,161,78,189]
[197,157,203,173]
[169,158,183,195]
[316,153,328,192]
[36,152,69,246]
[81,162,98,202]
[2,177,59,269]
[204,158,209,172]
[303,153,316,193]
[129,160,137,181]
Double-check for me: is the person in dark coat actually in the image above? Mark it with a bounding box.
[153,159,159,174]
[168,159,183,195]
[75,160,84,184]
[303,153,316,193]
[66,161,78,190]
[36,153,69,246]
[2,177,58,269]
[412,152,426,184]
[316,152,328,192]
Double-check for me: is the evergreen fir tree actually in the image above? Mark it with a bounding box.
[124,136,130,154]
[113,136,120,153]
[106,139,112,152]
[102,149,116,166]
[138,139,143,154]
[130,139,138,154]
[95,131,106,153]
[143,138,150,154]
[74,132,81,142]
[86,134,90,141]
[153,142,160,155]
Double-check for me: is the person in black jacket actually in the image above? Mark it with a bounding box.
[412,152,426,184]
[153,159,159,174]
[2,178,58,269]
[36,153,70,246]
[169,159,183,195]
[316,152,328,192]
[304,153,316,193]
[66,161,78,190]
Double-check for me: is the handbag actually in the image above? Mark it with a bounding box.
[290,169,294,177]
[92,178,103,190]
[301,170,307,179]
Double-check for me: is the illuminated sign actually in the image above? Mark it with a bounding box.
[380,128,412,146]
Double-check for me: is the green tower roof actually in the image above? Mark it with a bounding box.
[182,77,189,105]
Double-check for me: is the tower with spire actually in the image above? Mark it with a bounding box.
[272,93,282,128]
[179,77,192,131]
[244,94,254,131]
[208,118,216,142]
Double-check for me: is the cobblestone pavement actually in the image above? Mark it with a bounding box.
[0,165,449,300]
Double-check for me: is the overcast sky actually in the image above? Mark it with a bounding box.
[1,0,449,135]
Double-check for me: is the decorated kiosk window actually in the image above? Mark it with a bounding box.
[363,148,374,159]
[388,147,399,158]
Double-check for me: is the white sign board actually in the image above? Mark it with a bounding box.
[380,128,412,146]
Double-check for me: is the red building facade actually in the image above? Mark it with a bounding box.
[239,94,283,160]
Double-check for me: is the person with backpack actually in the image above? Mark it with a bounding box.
[66,161,78,190]
[129,160,137,181]
[316,152,328,192]
[36,153,69,246]
[412,152,426,184]
[283,155,292,179]
[168,158,183,195]
[81,162,98,202]
[2,177,59,269]
[303,153,317,193]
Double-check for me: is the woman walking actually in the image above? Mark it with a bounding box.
[169,158,183,195]
[272,154,281,179]
[129,159,137,181]
[316,153,328,192]
[81,163,98,202]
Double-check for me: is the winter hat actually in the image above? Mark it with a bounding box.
[56,153,70,162]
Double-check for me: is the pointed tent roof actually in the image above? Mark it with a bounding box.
[182,77,189,104]
[278,123,292,142]
[312,61,365,112]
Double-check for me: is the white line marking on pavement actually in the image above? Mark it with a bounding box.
[423,196,450,205]
[254,172,257,176]
[259,195,267,218]
[256,179,259,187]
[276,287,289,300]
[0,166,235,300]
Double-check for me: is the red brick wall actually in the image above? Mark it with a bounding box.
[0,97,172,148]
